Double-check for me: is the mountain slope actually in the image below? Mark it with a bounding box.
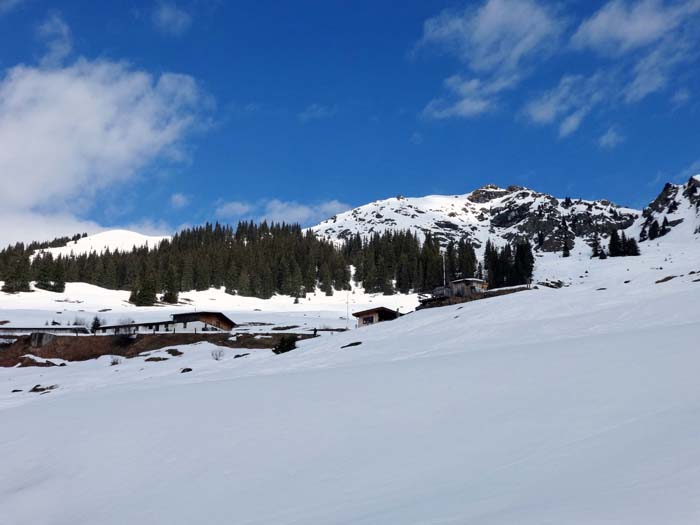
[312,184,639,251]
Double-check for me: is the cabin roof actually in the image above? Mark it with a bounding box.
[352,307,402,318]
[171,311,236,326]
[101,311,236,330]
[451,278,487,284]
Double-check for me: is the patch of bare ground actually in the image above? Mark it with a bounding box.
[655,275,677,284]
[0,331,315,367]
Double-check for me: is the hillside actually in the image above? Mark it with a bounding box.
[35,229,170,258]
[2,237,700,523]
[312,184,640,251]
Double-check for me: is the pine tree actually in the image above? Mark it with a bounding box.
[513,240,535,285]
[623,236,640,256]
[562,241,570,258]
[591,232,601,258]
[319,262,333,296]
[162,266,179,304]
[608,229,623,257]
[289,260,304,299]
[237,268,252,296]
[648,220,660,240]
[661,217,670,236]
[180,254,194,291]
[52,262,66,293]
[1,254,31,293]
[456,239,477,279]
[224,263,238,296]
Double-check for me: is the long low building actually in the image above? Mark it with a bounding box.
[0,326,91,336]
[99,311,236,335]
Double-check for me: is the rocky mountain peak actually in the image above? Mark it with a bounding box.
[312,183,642,252]
[637,176,700,241]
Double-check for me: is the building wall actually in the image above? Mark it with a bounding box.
[102,320,227,335]
[357,313,380,327]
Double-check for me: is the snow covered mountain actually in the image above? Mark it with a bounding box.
[26,178,698,263]
[634,175,700,242]
[312,184,640,251]
[35,229,170,258]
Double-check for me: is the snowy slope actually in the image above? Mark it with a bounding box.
[35,229,170,258]
[0,279,419,334]
[312,184,639,250]
[1,245,700,523]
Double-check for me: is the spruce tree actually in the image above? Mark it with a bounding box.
[162,266,179,304]
[1,254,31,293]
[648,220,660,240]
[608,229,622,257]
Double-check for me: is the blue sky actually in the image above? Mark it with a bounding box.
[0,0,699,244]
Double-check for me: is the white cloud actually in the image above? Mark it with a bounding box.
[418,0,564,73]
[672,88,691,106]
[0,60,201,212]
[571,0,697,56]
[170,192,189,209]
[215,201,253,219]
[423,74,515,119]
[37,12,73,67]
[410,132,423,145]
[259,199,350,225]
[298,104,336,123]
[624,35,695,103]
[214,199,350,226]
[152,2,192,36]
[523,73,611,136]
[675,159,700,182]
[599,127,625,149]
[0,211,100,247]
[0,28,206,246]
[418,0,563,120]
[0,0,23,15]
[570,1,700,104]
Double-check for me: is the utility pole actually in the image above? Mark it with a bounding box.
[442,251,446,288]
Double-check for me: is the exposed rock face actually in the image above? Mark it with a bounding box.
[313,184,639,252]
[637,176,700,240]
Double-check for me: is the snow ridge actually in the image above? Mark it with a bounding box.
[312,184,639,251]
[36,229,170,259]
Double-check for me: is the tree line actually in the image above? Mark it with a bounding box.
[0,222,538,303]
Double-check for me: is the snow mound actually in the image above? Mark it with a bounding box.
[36,229,170,258]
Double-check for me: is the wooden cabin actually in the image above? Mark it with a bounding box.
[352,307,402,328]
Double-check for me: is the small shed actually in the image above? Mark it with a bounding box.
[449,278,488,297]
[352,307,402,328]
